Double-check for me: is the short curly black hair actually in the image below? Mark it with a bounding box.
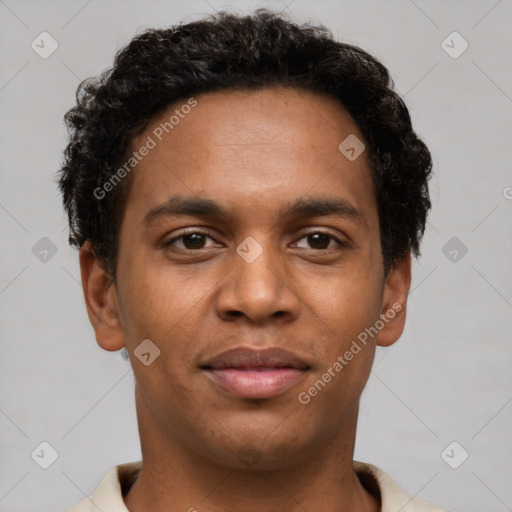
[56,9,432,281]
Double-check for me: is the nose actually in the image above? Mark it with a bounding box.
[215,242,301,324]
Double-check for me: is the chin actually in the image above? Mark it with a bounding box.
[191,422,314,471]
[207,443,302,471]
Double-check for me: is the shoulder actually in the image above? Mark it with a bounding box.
[354,461,451,512]
[64,461,142,512]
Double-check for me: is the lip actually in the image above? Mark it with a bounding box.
[201,348,310,399]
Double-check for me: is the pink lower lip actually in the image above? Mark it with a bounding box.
[205,367,308,399]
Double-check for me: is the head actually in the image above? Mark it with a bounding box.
[57,10,432,470]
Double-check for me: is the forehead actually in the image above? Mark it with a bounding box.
[124,86,376,227]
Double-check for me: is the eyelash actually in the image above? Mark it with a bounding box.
[163,229,348,252]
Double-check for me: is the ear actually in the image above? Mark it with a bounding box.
[377,251,412,348]
[79,241,125,351]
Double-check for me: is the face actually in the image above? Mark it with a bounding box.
[81,86,410,470]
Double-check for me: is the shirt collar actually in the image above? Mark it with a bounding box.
[66,460,447,512]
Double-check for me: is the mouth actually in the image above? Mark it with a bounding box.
[201,347,310,399]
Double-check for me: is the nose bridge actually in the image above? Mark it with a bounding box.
[239,243,279,293]
[217,234,299,322]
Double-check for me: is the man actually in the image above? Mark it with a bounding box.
[58,9,448,512]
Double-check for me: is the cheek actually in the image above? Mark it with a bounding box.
[118,256,210,341]
[303,264,382,334]
[298,267,383,406]
[302,278,380,405]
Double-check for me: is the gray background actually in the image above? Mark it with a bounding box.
[1,1,511,511]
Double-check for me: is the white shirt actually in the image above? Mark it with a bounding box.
[65,460,449,512]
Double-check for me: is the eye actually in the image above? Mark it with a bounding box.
[164,231,218,250]
[294,231,345,250]
[163,229,347,253]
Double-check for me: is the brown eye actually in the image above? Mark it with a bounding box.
[181,233,207,249]
[295,232,342,250]
[306,233,330,249]
[164,231,216,250]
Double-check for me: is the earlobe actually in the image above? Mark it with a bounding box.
[377,252,412,348]
[79,241,125,352]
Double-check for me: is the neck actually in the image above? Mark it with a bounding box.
[123,387,380,512]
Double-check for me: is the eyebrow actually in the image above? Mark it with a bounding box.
[144,195,367,228]
[283,197,365,226]
[144,196,229,225]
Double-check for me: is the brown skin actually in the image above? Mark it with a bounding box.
[79,86,411,512]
